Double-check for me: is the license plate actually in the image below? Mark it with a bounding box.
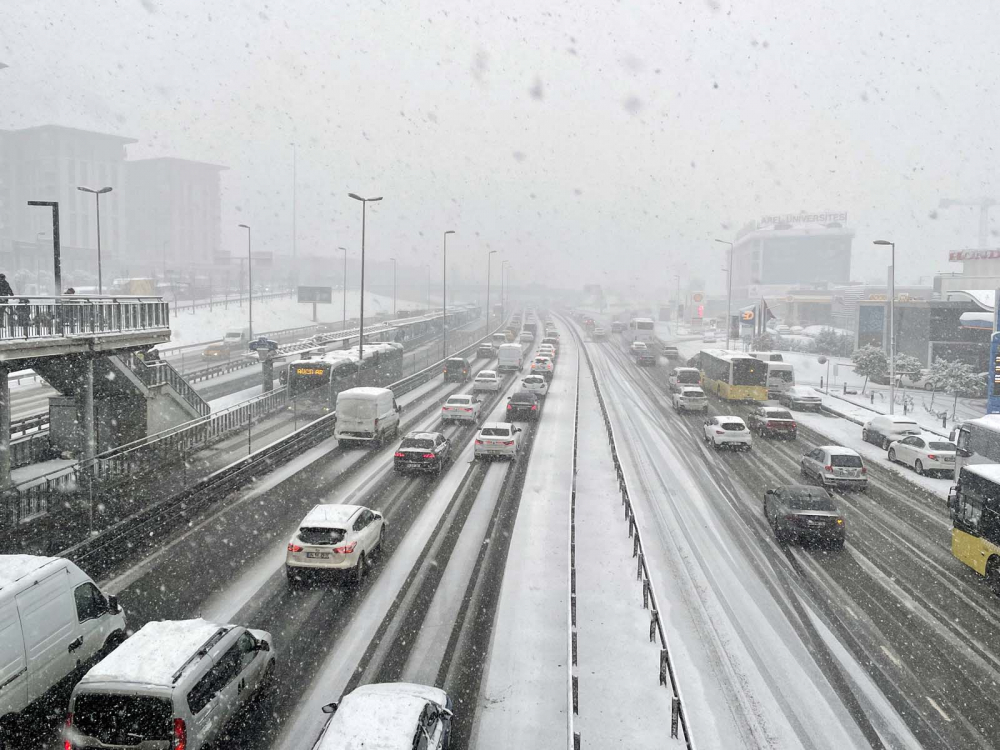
[306,552,331,559]
[807,520,825,528]
[944,457,955,463]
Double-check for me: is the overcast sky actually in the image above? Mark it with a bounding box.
[3,0,999,295]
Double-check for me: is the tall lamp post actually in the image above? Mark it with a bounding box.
[28,201,61,295]
[237,224,254,341]
[874,239,897,414]
[442,230,456,359]
[77,187,113,294]
[715,239,734,350]
[500,260,510,322]
[389,257,397,318]
[348,193,383,363]
[486,250,497,332]
[338,246,348,329]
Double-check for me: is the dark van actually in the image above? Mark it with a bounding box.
[444,356,471,382]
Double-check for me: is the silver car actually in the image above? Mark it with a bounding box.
[672,386,708,413]
[800,446,867,491]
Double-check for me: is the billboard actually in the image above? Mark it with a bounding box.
[298,286,332,304]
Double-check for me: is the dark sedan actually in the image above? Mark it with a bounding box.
[393,432,451,474]
[747,406,798,439]
[763,485,845,548]
[506,390,541,421]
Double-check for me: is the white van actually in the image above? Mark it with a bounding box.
[497,343,523,372]
[334,387,402,447]
[0,555,127,741]
[765,362,795,397]
[66,618,275,750]
[222,327,250,349]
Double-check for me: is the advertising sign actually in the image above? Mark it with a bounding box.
[297,286,333,304]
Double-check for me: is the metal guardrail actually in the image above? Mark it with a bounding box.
[0,296,169,342]
[9,413,48,437]
[572,319,694,749]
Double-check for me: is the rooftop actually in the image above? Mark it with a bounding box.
[0,554,61,589]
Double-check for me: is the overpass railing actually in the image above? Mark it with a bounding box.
[0,296,169,342]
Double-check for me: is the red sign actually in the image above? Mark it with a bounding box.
[949,249,1000,262]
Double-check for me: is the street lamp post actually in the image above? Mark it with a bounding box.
[338,246,348,329]
[875,239,897,414]
[500,260,510,322]
[389,257,397,318]
[715,239,734,349]
[238,224,253,341]
[348,194,383,364]
[486,250,498,333]
[442,230,455,360]
[28,201,61,295]
[77,186,113,294]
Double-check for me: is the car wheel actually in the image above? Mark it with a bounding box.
[378,525,386,552]
[887,448,896,463]
[924,382,934,391]
[713,439,721,450]
[352,553,366,587]
[882,437,891,450]
[861,429,869,443]
[915,459,924,476]
[987,557,1000,597]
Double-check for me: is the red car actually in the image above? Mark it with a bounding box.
[747,406,797,439]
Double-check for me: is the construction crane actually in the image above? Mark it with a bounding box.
[939,197,997,248]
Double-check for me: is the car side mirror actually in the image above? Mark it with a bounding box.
[257,640,270,652]
[321,702,338,715]
[765,489,774,496]
[396,405,402,414]
[957,447,971,458]
[107,595,121,615]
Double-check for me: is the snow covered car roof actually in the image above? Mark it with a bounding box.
[301,504,364,528]
[786,386,820,398]
[819,445,862,457]
[476,370,499,378]
[318,684,447,750]
[680,387,704,394]
[80,619,229,688]
[0,554,62,588]
[716,415,745,423]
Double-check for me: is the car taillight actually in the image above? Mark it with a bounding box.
[463,407,472,412]
[503,440,514,446]
[927,454,937,460]
[531,404,538,410]
[333,541,358,554]
[475,439,484,445]
[173,718,187,750]
[766,421,775,428]
[715,430,725,435]
[374,417,379,428]
[507,404,512,409]
[287,543,303,552]
[791,422,796,428]
[860,467,867,474]
[394,451,405,457]
[824,465,833,472]
[422,453,436,459]
[64,714,73,750]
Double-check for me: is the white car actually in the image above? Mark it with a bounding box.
[286,504,386,586]
[668,367,702,392]
[630,341,648,356]
[702,330,717,343]
[521,374,550,397]
[888,433,958,476]
[703,415,752,451]
[800,446,867,490]
[473,369,502,392]
[519,331,535,342]
[538,343,558,359]
[862,414,921,450]
[530,356,554,378]
[441,393,482,423]
[672,386,708,412]
[312,683,452,750]
[474,422,521,460]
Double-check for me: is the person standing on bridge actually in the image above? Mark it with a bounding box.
[0,275,12,338]
[0,274,13,297]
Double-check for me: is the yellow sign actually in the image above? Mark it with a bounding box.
[296,367,325,376]
[741,310,755,321]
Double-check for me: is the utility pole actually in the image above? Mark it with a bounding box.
[389,257,397,318]
[486,250,497,332]
[77,186,113,294]
[875,239,897,414]
[338,246,348,329]
[442,230,456,359]
[28,201,61,294]
[715,239,734,349]
[348,194,383,364]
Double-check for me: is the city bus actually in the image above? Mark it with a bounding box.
[951,415,1000,479]
[287,342,403,416]
[947,464,1000,593]
[626,317,656,344]
[699,349,768,401]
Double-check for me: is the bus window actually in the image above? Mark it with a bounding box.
[954,488,983,535]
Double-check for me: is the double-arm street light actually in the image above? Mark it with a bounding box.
[486,250,498,332]
[715,239,734,350]
[77,186,113,294]
[237,224,253,341]
[442,230,456,359]
[348,193,383,363]
[874,239,897,414]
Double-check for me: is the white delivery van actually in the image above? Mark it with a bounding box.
[0,555,127,743]
[66,619,275,750]
[334,387,402,447]
[497,343,524,373]
[222,327,251,349]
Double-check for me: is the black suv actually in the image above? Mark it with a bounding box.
[506,390,540,421]
[443,357,471,382]
[394,432,452,474]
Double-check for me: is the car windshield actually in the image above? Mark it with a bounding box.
[299,527,347,545]
[447,396,471,405]
[477,373,496,380]
[721,423,745,431]
[480,428,510,437]
[400,438,435,450]
[766,411,793,420]
[785,491,836,511]
[929,442,958,452]
[677,371,700,384]
[831,454,863,468]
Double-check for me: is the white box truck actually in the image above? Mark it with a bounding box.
[0,555,127,743]
[334,387,402,447]
[497,343,524,372]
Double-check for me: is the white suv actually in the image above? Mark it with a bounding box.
[286,504,386,586]
[474,422,521,460]
[703,416,752,451]
[473,370,502,392]
[672,386,708,413]
[441,394,481,423]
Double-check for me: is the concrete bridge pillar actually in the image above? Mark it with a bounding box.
[80,357,96,466]
[0,366,9,487]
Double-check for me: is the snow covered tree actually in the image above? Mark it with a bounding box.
[928,359,984,418]
[893,353,923,380]
[814,327,853,357]
[851,345,887,393]
[752,332,776,351]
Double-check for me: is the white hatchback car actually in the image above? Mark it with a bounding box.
[888,433,958,476]
[530,356,554,379]
[519,331,535,342]
[441,394,481,423]
[473,369,502,392]
[703,416,752,451]
[538,344,558,360]
[521,374,550,397]
[800,446,867,490]
[474,422,521,460]
[286,504,386,586]
[672,386,708,413]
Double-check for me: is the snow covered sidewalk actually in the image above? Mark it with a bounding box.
[574,366,679,747]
